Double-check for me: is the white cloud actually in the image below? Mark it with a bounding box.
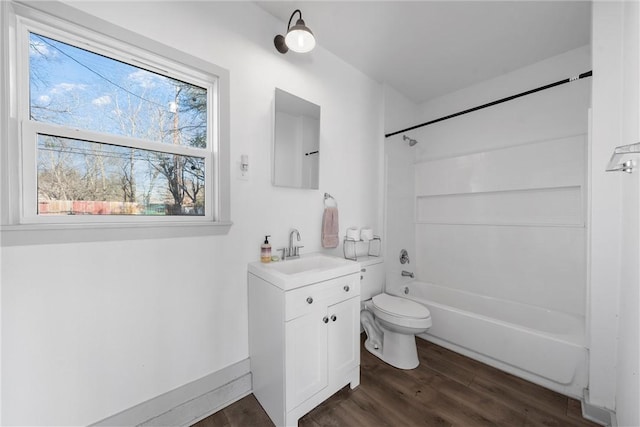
[29,40,56,59]
[128,69,159,89]
[50,83,87,94]
[92,95,112,106]
[38,95,51,104]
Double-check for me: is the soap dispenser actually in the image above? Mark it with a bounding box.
[261,235,272,263]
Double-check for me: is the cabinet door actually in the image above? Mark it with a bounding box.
[285,307,328,409]
[328,296,360,377]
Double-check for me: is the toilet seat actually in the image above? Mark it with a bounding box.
[371,293,432,329]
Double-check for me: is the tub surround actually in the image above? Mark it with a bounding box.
[384,45,591,405]
[385,46,589,315]
[412,133,587,317]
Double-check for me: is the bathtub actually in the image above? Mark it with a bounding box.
[386,280,588,397]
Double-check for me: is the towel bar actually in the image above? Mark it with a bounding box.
[606,142,640,173]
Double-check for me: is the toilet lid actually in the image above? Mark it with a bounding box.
[372,293,430,319]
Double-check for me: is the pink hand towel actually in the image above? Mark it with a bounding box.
[321,207,339,248]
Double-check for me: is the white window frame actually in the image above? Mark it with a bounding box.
[1,1,232,245]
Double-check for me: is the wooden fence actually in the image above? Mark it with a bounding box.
[38,200,142,215]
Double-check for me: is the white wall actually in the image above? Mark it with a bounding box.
[383,84,418,284]
[588,3,624,411]
[0,1,383,425]
[615,2,640,423]
[590,1,640,422]
[385,46,590,316]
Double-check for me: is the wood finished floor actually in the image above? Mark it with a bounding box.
[193,335,600,427]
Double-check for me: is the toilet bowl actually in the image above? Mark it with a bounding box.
[361,293,432,369]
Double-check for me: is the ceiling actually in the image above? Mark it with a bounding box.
[256,1,592,104]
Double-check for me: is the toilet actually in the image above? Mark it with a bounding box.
[359,257,431,369]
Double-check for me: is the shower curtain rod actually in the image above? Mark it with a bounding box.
[385,70,593,138]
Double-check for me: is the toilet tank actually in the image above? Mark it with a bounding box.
[359,257,385,300]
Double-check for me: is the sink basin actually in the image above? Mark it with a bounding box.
[267,255,350,275]
[248,253,360,290]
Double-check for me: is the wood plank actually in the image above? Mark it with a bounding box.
[524,408,601,427]
[299,386,352,427]
[426,373,526,426]
[342,387,399,427]
[415,341,477,386]
[193,337,599,427]
[197,394,272,427]
[468,362,569,416]
[357,362,448,426]
[566,398,601,427]
[303,393,394,427]
[191,410,229,427]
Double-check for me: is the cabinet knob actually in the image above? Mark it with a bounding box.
[343,285,350,292]
[306,297,313,304]
[322,316,329,324]
[331,315,337,322]
[361,275,363,280]
[361,268,366,272]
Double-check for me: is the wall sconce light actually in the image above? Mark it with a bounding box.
[274,9,316,54]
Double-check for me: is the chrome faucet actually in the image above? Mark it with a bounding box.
[289,228,300,254]
[279,229,304,260]
[401,270,414,278]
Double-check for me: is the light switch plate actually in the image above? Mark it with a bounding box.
[236,161,249,181]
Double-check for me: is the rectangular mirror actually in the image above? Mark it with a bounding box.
[273,88,320,189]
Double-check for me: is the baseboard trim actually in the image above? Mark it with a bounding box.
[582,389,617,426]
[91,359,252,427]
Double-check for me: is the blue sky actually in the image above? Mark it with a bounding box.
[29,31,205,145]
[30,32,207,212]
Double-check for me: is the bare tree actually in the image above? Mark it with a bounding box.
[30,34,208,215]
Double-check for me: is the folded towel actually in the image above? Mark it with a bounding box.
[322,207,339,248]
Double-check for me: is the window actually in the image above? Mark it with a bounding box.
[24,28,214,221]
[1,2,230,244]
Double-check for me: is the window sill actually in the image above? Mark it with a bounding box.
[0,220,233,246]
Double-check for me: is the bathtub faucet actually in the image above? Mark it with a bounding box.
[400,249,410,264]
[401,270,414,278]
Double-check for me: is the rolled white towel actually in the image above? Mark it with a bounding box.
[346,227,360,241]
[360,227,374,241]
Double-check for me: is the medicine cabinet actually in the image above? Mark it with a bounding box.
[272,88,320,189]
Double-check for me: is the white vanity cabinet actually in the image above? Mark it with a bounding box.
[248,270,361,427]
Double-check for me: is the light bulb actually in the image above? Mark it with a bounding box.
[285,28,315,53]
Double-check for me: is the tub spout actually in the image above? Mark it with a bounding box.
[401,270,414,278]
